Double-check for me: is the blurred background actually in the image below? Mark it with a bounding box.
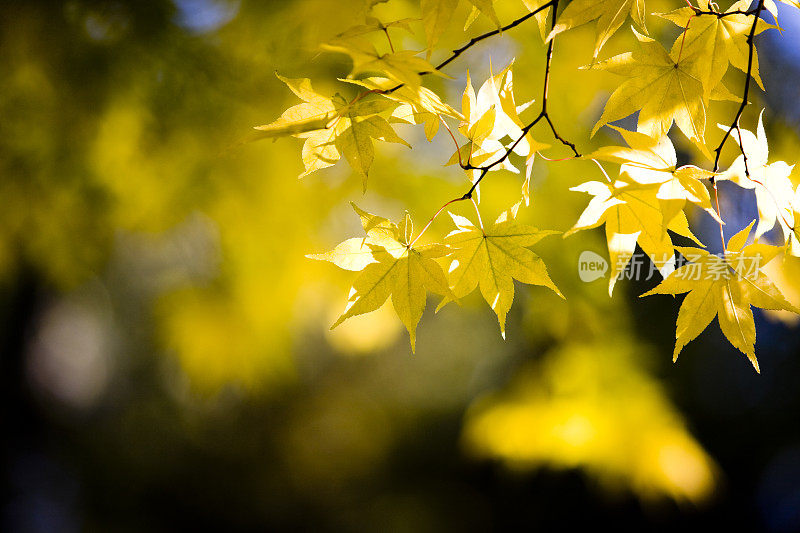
[3,0,800,530]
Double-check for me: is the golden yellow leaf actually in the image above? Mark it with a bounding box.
[440,209,563,337]
[642,221,800,371]
[587,126,720,224]
[309,205,453,351]
[548,0,647,58]
[567,178,702,295]
[718,111,796,242]
[589,29,706,147]
[658,0,772,98]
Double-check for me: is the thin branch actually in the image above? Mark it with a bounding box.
[690,7,759,17]
[710,0,766,250]
[383,0,557,96]
[712,0,765,175]
[383,28,396,53]
[439,115,465,167]
[433,1,555,73]
[460,0,579,201]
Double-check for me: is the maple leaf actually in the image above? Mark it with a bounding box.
[309,205,453,351]
[567,178,703,295]
[642,220,800,372]
[334,100,412,188]
[252,74,338,140]
[718,112,796,242]
[439,207,563,337]
[658,0,772,99]
[421,0,459,53]
[343,76,462,140]
[547,0,647,58]
[255,74,410,185]
[588,28,707,148]
[588,126,721,225]
[322,36,446,89]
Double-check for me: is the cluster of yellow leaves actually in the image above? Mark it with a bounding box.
[569,114,800,364]
[568,127,712,295]
[587,0,775,149]
[449,63,549,203]
[310,204,562,350]
[254,75,410,187]
[562,1,800,367]
[259,0,800,367]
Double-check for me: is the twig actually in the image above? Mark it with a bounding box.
[459,0,579,201]
[383,0,557,95]
[408,197,464,247]
[711,0,765,250]
[713,0,765,175]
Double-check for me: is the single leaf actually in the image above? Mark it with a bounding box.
[548,0,647,58]
[589,28,707,148]
[311,206,453,351]
[718,111,796,241]
[440,209,563,337]
[343,76,462,140]
[567,179,700,295]
[456,64,549,197]
[587,127,720,223]
[642,223,799,371]
[658,0,772,98]
[322,37,446,88]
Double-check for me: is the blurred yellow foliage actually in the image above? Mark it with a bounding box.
[463,341,717,504]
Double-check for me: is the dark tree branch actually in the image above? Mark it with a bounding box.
[712,0,766,176]
[460,0,579,201]
[384,0,557,95]
[708,0,765,250]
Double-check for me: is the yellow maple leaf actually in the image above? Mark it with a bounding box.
[309,205,453,352]
[642,220,800,372]
[343,76,462,140]
[588,126,720,225]
[322,36,446,89]
[252,74,338,140]
[566,179,702,295]
[658,0,772,99]
[421,0,459,53]
[588,28,706,148]
[718,111,796,242]
[255,74,409,184]
[440,208,563,337]
[456,65,549,202]
[547,0,647,58]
